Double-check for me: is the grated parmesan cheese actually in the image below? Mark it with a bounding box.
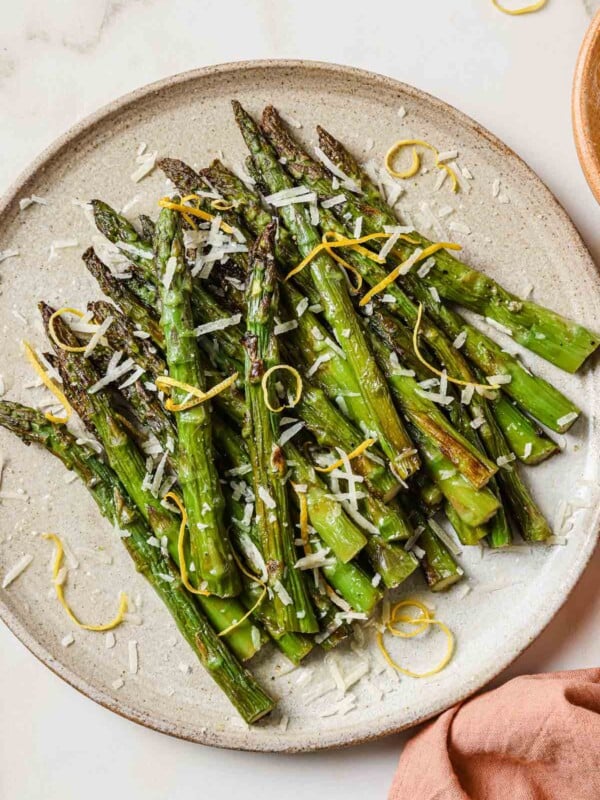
[258,486,276,510]
[556,411,578,428]
[321,194,347,209]
[485,317,513,337]
[128,640,139,674]
[194,313,241,337]
[306,352,333,377]
[274,319,298,336]
[2,554,34,588]
[452,331,467,349]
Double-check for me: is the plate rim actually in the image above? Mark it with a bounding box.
[1,58,599,753]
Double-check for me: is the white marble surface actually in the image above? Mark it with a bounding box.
[0,1,599,798]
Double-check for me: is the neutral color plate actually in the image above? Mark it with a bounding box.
[0,61,598,752]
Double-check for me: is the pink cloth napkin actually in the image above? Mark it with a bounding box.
[389,669,600,799]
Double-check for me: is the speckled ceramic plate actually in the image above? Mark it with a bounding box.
[0,60,599,753]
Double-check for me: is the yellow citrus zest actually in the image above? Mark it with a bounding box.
[376,599,455,678]
[43,533,128,631]
[292,484,311,556]
[48,307,88,353]
[321,232,364,294]
[211,199,234,211]
[166,491,267,636]
[385,139,460,192]
[22,341,72,424]
[284,231,417,282]
[412,304,499,390]
[218,550,267,639]
[158,196,235,234]
[261,365,303,413]
[156,372,238,412]
[492,0,547,14]
[165,491,211,597]
[314,438,376,474]
[359,241,461,307]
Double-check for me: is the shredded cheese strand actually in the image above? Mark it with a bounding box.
[48,307,88,353]
[156,372,238,412]
[23,341,72,424]
[376,599,454,678]
[158,197,234,234]
[385,139,460,192]
[359,241,461,307]
[43,533,127,630]
[261,365,303,413]
[492,0,547,14]
[284,231,416,282]
[412,304,499,390]
[314,438,376,474]
[165,491,211,596]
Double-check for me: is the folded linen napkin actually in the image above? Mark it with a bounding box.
[389,669,600,799]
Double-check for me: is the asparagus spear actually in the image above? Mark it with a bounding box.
[232,100,419,481]
[492,395,558,465]
[284,441,366,562]
[138,214,155,243]
[0,401,273,722]
[87,301,177,459]
[224,486,315,665]
[369,307,558,466]
[38,304,262,658]
[82,248,163,346]
[260,106,580,433]
[215,419,382,615]
[405,284,579,434]
[367,332,496,487]
[314,125,598,373]
[92,199,157,288]
[408,422,499,529]
[403,507,464,591]
[155,203,240,597]
[243,224,318,633]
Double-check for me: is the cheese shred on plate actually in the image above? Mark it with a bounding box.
[43,533,128,631]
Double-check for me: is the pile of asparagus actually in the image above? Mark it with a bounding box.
[1,103,596,723]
